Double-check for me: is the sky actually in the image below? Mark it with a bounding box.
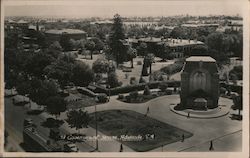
[4,0,245,18]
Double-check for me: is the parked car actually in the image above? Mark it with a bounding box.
[23,118,36,128]
[27,105,44,115]
[95,93,109,103]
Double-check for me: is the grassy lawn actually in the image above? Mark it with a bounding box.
[89,110,193,151]
[66,95,97,110]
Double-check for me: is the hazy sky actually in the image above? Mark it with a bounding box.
[4,0,245,18]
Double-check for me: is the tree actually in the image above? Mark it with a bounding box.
[206,32,224,52]
[71,61,94,87]
[143,85,151,95]
[60,33,72,51]
[16,78,32,101]
[190,45,208,56]
[126,46,137,68]
[137,42,147,56]
[46,96,66,119]
[155,43,170,61]
[92,58,114,74]
[107,72,121,88]
[49,41,62,51]
[92,37,105,51]
[29,79,59,105]
[109,14,126,66]
[85,40,95,60]
[144,53,155,74]
[25,51,54,79]
[66,109,91,133]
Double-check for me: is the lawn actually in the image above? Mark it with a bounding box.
[89,110,193,152]
[66,95,97,110]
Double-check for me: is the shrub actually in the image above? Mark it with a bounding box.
[159,82,168,92]
[139,77,146,83]
[143,85,151,95]
[129,91,139,100]
[165,89,173,95]
[107,72,120,88]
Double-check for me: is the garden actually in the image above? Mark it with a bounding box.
[89,110,193,151]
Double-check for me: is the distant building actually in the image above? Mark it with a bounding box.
[45,29,87,42]
[126,37,204,58]
[180,56,219,110]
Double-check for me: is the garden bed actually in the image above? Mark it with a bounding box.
[89,110,193,152]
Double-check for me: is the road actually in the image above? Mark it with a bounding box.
[4,97,95,152]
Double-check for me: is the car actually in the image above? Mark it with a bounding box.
[63,143,79,152]
[41,118,64,128]
[23,118,36,128]
[27,105,44,115]
[95,93,109,103]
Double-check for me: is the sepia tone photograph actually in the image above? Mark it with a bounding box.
[1,0,249,157]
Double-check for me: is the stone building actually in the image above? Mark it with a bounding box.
[180,56,219,110]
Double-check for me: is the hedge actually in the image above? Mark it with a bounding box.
[87,80,180,96]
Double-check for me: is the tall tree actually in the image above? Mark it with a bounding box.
[66,109,91,133]
[109,14,126,66]
[85,40,95,60]
[60,33,73,51]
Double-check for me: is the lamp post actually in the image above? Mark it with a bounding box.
[95,104,98,151]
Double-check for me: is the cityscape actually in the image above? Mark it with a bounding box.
[3,1,245,156]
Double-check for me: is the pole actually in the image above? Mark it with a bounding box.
[95,105,98,150]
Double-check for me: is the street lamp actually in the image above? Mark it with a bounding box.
[95,104,98,151]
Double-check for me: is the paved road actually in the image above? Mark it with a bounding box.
[4,97,95,152]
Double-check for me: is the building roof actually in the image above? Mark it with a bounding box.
[45,29,86,35]
[17,20,28,24]
[186,56,216,62]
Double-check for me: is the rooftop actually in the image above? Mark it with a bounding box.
[186,56,216,62]
[45,29,86,35]
[17,20,28,24]
[126,37,204,47]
